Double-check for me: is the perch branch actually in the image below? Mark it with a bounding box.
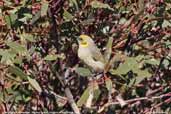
[98,92,171,113]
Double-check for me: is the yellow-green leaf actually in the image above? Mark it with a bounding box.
[77,87,90,107]
[91,1,114,11]
[104,37,113,62]
[27,76,42,93]
[5,41,26,53]
[63,10,73,22]
[76,67,92,77]
[105,78,112,92]
[8,66,27,80]
[41,2,49,17]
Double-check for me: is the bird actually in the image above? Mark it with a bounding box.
[77,34,127,107]
[77,34,105,72]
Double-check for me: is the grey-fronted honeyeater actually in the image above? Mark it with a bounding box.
[77,35,105,72]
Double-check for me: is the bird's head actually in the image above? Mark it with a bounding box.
[77,35,94,47]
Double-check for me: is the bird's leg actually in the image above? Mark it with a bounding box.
[92,72,104,85]
[103,72,109,80]
[92,72,110,85]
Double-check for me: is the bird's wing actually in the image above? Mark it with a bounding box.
[91,44,105,63]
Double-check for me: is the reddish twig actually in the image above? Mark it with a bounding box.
[98,92,171,113]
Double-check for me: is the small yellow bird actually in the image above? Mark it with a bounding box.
[77,35,105,72]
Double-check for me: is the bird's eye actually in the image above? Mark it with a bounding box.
[78,37,83,41]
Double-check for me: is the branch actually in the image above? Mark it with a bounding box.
[98,92,171,113]
[53,69,81,114]
[48,1,80,113]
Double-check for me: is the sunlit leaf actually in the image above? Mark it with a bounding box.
[8,66,27,80]
[44,54,65,61]
[21,33,35,42]
[135,76,147,85]
[23,13,32,19]
[30,11,41,25]
[18,13,32,23]
[77,82,100,107]
[0,49,16,64]
[4,13,17,28]
[27,76,42,93]
[162,20,171,28]
[5,41,26,53]
[134,69,151,77]
[63,10,73,22]
[91,1,114,11]
[18,17,27,22]
[77,87,90,107]
[13,57,23,65]
[81,18,95,25]
[41,2,49,17]
[104,37,113,62]
[110,56,151,78]
[144,58,160,65]
[44,54,58,61]
[69,0,78,10]
[76,67,92,77]
[105,78,112,92]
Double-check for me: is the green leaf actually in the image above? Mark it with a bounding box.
[4,13,17,28]
[134,69,151,77]
[23,13,32,19]
[44,54,65,61]
[105,78,112,92]
[19,17,28,22]
[81,18,95,25]
[41,2,49,17]
[77,87,90,107]
[44,55,58,61]
[104,37,113,62]
[76,67,92,77]
[63,9,74,22]
[0,9,2,17]
[129,75,149,87]
[164,40,171,48]
[18,14,32,22]
[110,57,137,75]
[119,18,127,24]
[162,20,171,28]
[0,49,16,64]
[93,87,101,101]
[13,57,23,65]
[5,41,26,53]
[77,83,100,107]
[69,0,79,10]
[0,93,3,102]
[21,33,35,42]
[134,75,148,85]
[8,66,27,80]
[144,58,160,65]
[110,56,151,77]
[4,1,12,6]
[30,11,41,25]
[91,1,114,11]
[27,76,42,93]
[162,59,170,68]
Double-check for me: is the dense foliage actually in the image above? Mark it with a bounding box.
[0,0,171,113]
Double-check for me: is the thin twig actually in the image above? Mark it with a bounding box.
[144,97,171,114]
[98,92,171,113]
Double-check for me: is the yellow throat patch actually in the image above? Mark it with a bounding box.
[80,41,88,47]
[79,35,90,47]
